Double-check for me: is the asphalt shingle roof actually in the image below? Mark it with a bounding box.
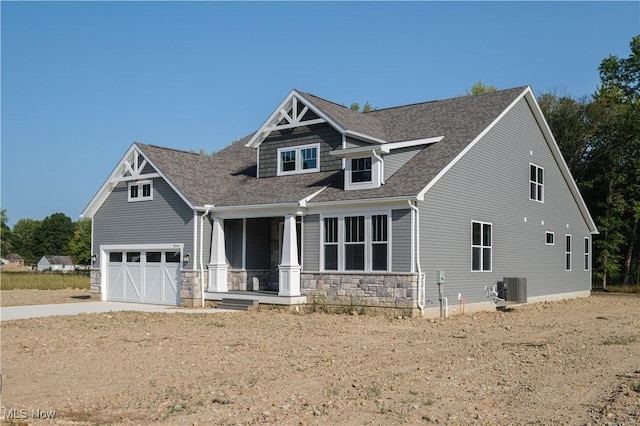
[137,87,527,208]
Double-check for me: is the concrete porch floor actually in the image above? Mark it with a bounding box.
[204,290,307,305]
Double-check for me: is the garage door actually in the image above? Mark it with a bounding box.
[106,250,181,305]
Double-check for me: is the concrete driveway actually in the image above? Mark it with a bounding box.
[1,302,236,321]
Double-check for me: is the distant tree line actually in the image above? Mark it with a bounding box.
[1,210,91,266]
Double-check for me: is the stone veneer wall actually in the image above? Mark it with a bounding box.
[180,269,206,307]
[301,272,419,308]
[228,270,273,291]
[89,269,101,300]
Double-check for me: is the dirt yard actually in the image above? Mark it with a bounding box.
[1,291,639,425]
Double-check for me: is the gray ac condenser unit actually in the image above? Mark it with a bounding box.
[503,277,527,303]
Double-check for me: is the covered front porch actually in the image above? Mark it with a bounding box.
[206,212,303,298]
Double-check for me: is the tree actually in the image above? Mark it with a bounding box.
[588,35,640,287]
[466,81,498,95]
[34,213,75,258]
[11,218,41,265]
[0,209,13,258]
[68,219,92,265]
[349,101,375,112]
[537,92,596,182]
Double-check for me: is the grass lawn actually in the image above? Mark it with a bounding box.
[0,272,90,290]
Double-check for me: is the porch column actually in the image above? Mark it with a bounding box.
[279,214,301,297]
[208,218,228,292]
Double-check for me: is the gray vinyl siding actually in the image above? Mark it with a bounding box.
[93,177,195,268]
[224,219,243,268]
[303,214,320,271]
[258,123,342,177]
[196,214,212,267]
[391,209,412,272]
[418,97,592,308]
[245,218,271,269]
[384,147,422,181]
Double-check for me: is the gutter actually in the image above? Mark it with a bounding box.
[408,201,425,315]
[371,149,385,185]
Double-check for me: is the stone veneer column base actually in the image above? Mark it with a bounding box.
[180,270,207,307]
[89,268,102,300]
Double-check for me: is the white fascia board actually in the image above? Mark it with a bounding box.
[331,136,444,158]
[208,203,306,219]
[81,143,195,218]
[306,196,416,215]
[330,146,382,158]
[380,136,444,153]
[246,89,346,148]
[417,88,528,202]
[524,88,598,234]
[344,129,386,144]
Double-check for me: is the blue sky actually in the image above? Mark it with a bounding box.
[1,1,638,227]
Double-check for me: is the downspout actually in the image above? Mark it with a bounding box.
[372,149,385,185]
[199,207,212,307]
[408,201,424,315]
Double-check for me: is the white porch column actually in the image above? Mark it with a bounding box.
[208,218,228,292]
[278,214,301,297]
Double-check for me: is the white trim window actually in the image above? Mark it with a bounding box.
[371,214,388,271]
[530,164,544,202]
[584,237,590,271]
[344,216,366,270]
[545,231,554,245]
[351,157,372,183]
[277,143,320,176]
[323,217,339,271]
[321,213,390,272]
[471,221,492,272]
[128,180,153,202]
[565,234,572,271]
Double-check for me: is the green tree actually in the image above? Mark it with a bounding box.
[11,218,41,265]
[349,101,375,112]
[588,35,640,287]
[35,213,75,258]
[0,209,14,258]
[68,219,92,265]
[466,81,498,95]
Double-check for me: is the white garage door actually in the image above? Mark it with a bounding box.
[106,250,181,305]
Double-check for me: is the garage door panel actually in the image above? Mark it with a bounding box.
[144,264,163,304]
[107,264,125,300]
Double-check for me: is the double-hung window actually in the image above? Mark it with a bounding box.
[344,216,365,270]
[584,237,590,271]
[565,235,572,271]
[323,217,339,271]
[351,157,372,183]
[472,221,492,271]
[371,214,388,271]
[128,181,153,202]
[277,144,319,175]
[322,213,389,272]
[530,164,544,202]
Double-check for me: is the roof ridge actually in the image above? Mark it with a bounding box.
[366,86,529,114]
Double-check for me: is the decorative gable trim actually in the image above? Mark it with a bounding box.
[81,143,194,218]
[246,90,343,148]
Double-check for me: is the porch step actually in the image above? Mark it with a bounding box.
[216,298,259,311]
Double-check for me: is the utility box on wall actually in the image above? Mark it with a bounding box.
[435,270,445,284]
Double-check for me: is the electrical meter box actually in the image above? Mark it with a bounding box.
[435,270,445,284]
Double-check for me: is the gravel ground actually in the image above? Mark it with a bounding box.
[1,291,639,425]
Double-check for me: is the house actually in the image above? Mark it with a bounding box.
[81,86,597,316]
[37,255,75,272]
[4,254,25,266]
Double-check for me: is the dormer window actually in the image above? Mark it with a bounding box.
[277,143,320,176]
[351,157,372,182]
[128,181,153,202]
